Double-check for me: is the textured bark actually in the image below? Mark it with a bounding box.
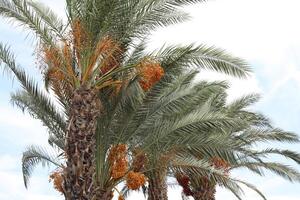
[92,189,114,200]
[192,185,216,200]
[63,86,101,200]
[147,169,168,200]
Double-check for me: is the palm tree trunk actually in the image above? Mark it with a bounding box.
[192,183,216,200]
[147,168,168,200]
[93,189,114,200]
[63,86,101,200]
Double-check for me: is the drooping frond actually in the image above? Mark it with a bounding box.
[233,179,267,200]
[233,162,300,182]
[1,42,66,145]
[11,90,66,144]
[0,42,45,98]
[26,0,65,38]
[0,42,28,82]
[22,145,63,188]
[0,0,64,45]
[238,128,299,144]
[239,149,300,165]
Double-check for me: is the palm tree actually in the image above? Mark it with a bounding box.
[10,66,300,200]
[15,71,246,199]
[174,94,300,200]
[15,71,250,200]
[117,71,300,200]
[0,0,265,199]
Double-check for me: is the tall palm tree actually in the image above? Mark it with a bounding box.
[174,95,300,200]
[0,0,263,199]
[117,71,300,200]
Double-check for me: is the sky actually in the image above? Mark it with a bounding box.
[1,0,300,199]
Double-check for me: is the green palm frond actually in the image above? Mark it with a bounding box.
[48,134,64,150]
[0,42,39,91]
[235,148,300,165]
[227,93,261,111]
[116,72,227,143]
[233,179,267,200]
[26,0,65,38]
[0,0,63,45]
[22,145,63,188]
[11,90,66,144]
[0,42,28,81]
[122,0,189,38]
[233,162,300,182]
[1,42,66,145]
[239,128,299,144]
[110,70,196,142]
[124,38,149,65]
[155,44,251,78]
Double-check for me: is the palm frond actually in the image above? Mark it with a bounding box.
[22,145,63,188]
[27,0,65,38]
[239,128,299,144]
[11,90,66,143]
[1,43,66,142]
[155,44,251,78]
[227,94,260,110]
[0,42,40,93]
[233,162,300,182]
[233,179,267,200]
[236,148,300,165]
[0,0,61,45]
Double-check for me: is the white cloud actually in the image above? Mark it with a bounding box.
[0,154,19,171]
[0,171,62,200]
[0,154,62,200]
[148,0,300,102]
[42,0,66,19]
[150,0,300,62]
[0,105,50,146]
